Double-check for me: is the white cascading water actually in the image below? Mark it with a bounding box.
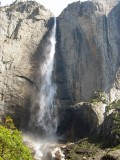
[36,17,57,135]
[23,17,65,160]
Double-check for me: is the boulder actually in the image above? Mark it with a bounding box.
[101,149,120,160]
[96,105,120,147]
[57,102,100,140]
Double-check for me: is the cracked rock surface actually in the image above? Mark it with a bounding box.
[0,1,53,127]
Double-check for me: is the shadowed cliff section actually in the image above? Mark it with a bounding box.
[55,0,120,140]
[56,0,120,105]
[56,103,99,141]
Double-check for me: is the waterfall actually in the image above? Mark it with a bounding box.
[24,17,65,160]
[36,17,57,135]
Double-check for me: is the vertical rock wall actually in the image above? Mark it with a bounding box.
[56,0,120,107]
[0,1,53,127]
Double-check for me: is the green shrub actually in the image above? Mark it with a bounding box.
[106,100,120,112]
[99,100,120,148]
[90,91,107,104]
[0,117,32,160]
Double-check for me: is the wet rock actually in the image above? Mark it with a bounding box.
[46,151,53,160]
[54,151,62,160]
[57,102,103,140]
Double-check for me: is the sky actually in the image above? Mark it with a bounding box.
[0,0,86,16]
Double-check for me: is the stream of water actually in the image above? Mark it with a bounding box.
[36,17,57,135]
[24,17,65,160]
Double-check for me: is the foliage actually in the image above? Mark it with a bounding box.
[90,91,107,104]
[0,116,32,160]
[97,100,120,148]
[106,100,120,112]
[106,100,120,138]
[66,139,99,160]
[111,110,120,141]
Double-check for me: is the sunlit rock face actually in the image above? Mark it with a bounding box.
[0,1,53,128]
[56,0,120,106]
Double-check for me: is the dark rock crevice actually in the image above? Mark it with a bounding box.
[101,156,116,160]
[57,103,99,141]
[10,19,23,39]
[15,74,38,90]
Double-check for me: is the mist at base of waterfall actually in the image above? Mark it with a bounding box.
[25,17,64,160]
[23,133,65,160]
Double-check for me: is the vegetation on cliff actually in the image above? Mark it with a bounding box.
[99,100,120,148]
[65,138,99,160]
[64,138,120,160]
[0,117,32,160]
[90,91,108,104]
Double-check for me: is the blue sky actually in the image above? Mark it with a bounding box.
[0,0,86,16]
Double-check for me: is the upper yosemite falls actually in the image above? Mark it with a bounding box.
[0,0,120,160]
[29,17,57,136]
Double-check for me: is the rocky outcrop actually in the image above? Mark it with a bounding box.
[57,101,106,140]
[96,100,120,147]
[0,1,53,127]
[55,0,120,107]
[62,140,120,160]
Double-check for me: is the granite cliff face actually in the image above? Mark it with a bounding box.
[0,1,53,127]
[55,0,120,140]
[56,0,120,105]
[0,0,120,146]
